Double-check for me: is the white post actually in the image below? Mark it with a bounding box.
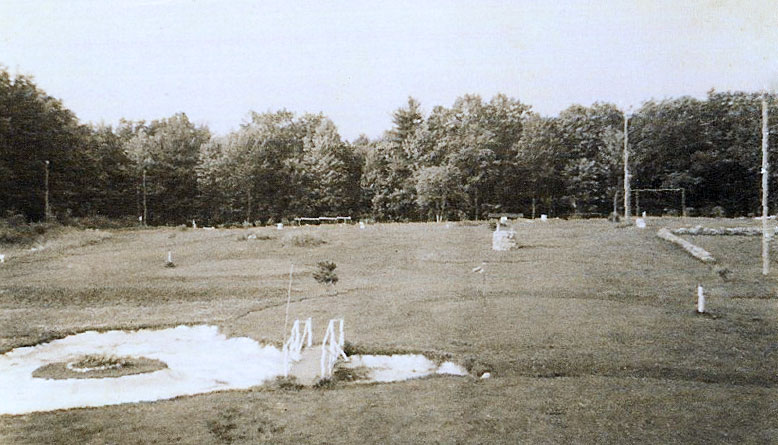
[623,111,631,223]
[282,264,294,344]
[167,251,172,263]
[304,317,312,348]
[338,319,344,348]
[762,94,770,276]
[320,320,333,377]
[697,285,705,313]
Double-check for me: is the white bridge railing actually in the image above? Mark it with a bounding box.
[282,318,312,376]
[320,319,347,378]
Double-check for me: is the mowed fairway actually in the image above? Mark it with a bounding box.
[1,219,777,444]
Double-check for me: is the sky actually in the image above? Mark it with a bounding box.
[1,0,777,141]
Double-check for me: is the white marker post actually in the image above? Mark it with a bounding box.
[697,285,705,313]
[167,251,173,264]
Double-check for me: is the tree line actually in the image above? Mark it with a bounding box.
[1,68,776,225]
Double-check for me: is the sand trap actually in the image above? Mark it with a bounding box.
[343,354,468,383]
[0,325,284,415]
[1,326,470,415]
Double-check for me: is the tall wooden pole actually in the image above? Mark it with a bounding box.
[623,111,631,223]
[761,94,770,275]
[44,160,51,220]
[142,167,148,227]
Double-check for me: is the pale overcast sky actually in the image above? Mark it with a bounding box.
[1,0,776,140]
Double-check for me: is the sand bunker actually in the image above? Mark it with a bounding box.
[0,325,284,415]
[1,326,470,416]
[342,354,468,383]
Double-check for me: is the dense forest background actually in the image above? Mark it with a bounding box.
[2,68,777,225]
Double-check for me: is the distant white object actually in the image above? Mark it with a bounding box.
[138,216,142,222]
[166,251,173,264]
[276,223,283,230]
[540,214,547,221]
[697,285,705,313]
[359,221,365,229]
[471,265,484,274]
[247,233,257,240]
[480,372,491,379]
[192,220,197,229]
[499,216,508,224]
[204,227,215,230]
[642,211,647,218]
[445,222,451,229]
[492,226,517,251]
[635,218,646,229]
[0,254,4,263]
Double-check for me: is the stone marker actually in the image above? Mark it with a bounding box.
[276,223,283,230]
[635,218,646,228]
[540,214,547,221]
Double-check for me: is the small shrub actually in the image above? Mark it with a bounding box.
[711,206,726,218]
[285,233,325,247]
[71,354,127,370]
[607,212,621,223]
[313,261,338,285]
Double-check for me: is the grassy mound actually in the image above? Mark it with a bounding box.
[32,354,167,380]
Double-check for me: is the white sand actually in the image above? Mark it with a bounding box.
[0,325,284,415]
[1,326,470,415]
[345,354,468,383]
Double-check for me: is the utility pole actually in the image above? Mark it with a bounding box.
[623,111,631,223]
[44,160,51,220]
[761,94,770,275]
[142,167,148,227]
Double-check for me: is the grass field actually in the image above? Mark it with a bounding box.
[1,218,777,444]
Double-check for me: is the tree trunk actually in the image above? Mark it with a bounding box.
[246,188,252,223]
[612,190,618,216]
